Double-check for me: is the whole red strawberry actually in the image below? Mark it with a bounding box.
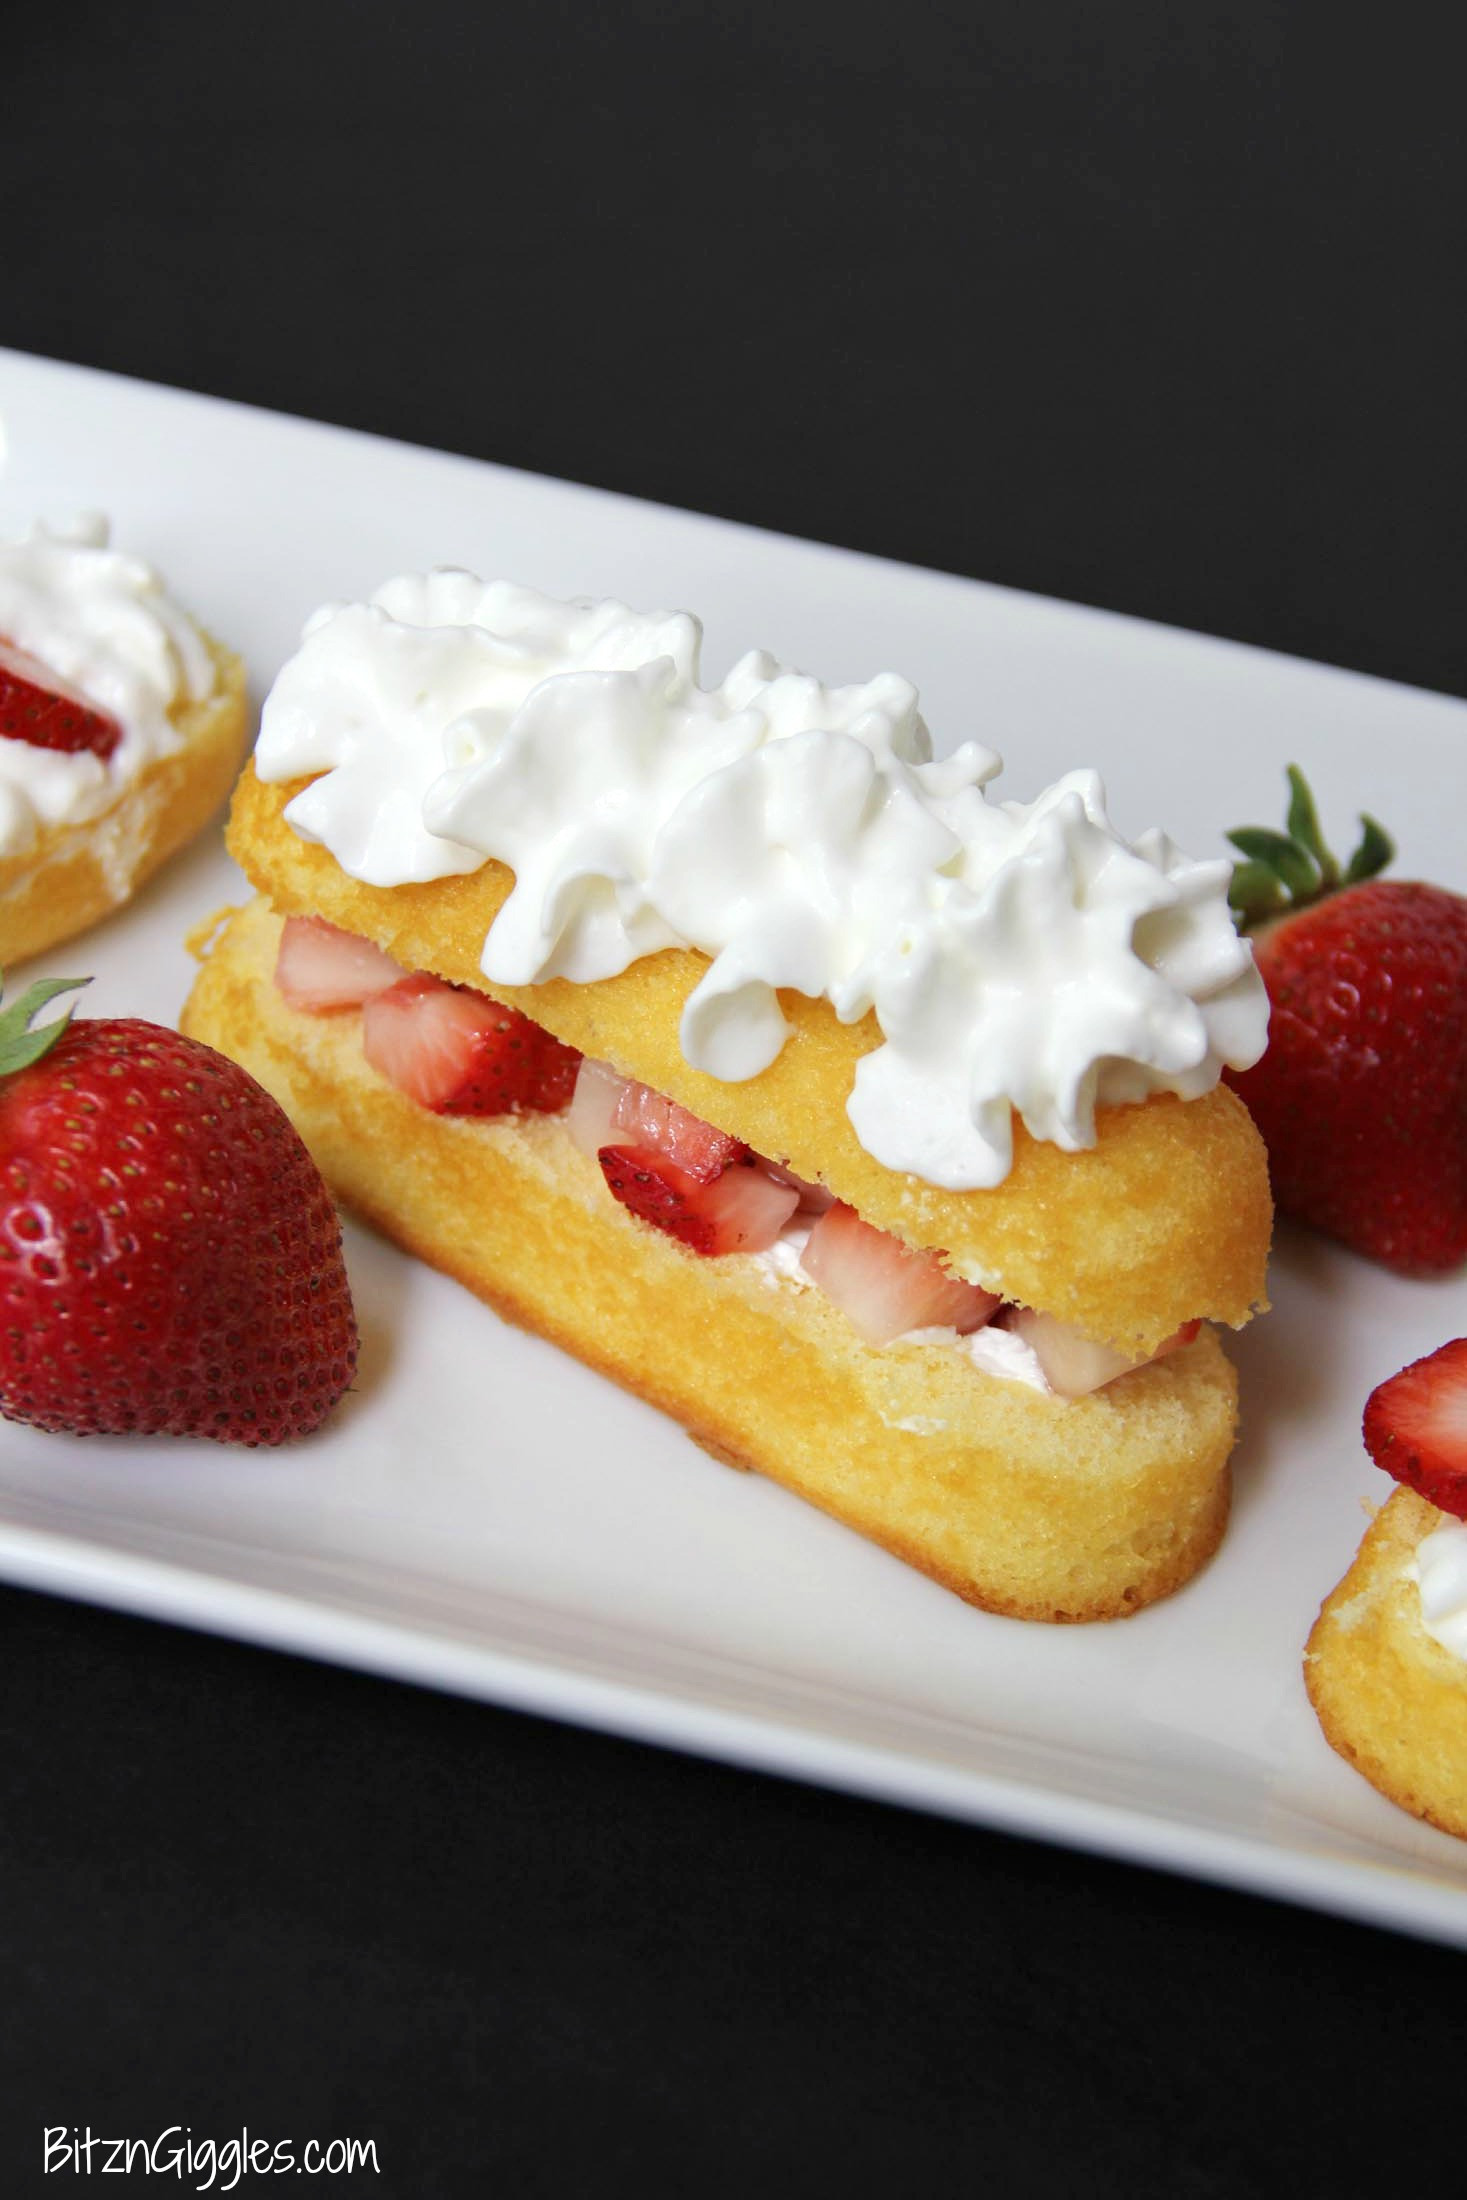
[1224,768,1467,1276]
[0,973,357,1444]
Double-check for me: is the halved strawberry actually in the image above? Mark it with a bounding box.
[1005,1308,1202,1398]
[0,638,121,761]
[1362,1337,1467,1521]
[275,914,404,1012]
[799,1202,1001,1346]
[363,973,581,1116]
[599,1144,799,1255]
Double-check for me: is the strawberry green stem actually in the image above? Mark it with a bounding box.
[0,972,91,1078]
[1227,765,1394,932]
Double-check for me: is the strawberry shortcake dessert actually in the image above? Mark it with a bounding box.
[183,574,1273,1621]
[0,516,248,964]
[1306,1340,1467,1839]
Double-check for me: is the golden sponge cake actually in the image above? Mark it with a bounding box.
[184,891,1244,1621]
[1305,1488,1467,1840]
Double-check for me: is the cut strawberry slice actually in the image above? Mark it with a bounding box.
[363,973,582,1116]
[609,1078,749,1182]
[1362,1337,1467,1520]
[0,638,122,761]
[275,914,404,1012]
[760,1158,836,1214]
[565,1058,630,1159]
[526,1022,583,1113]
[799,1202,1001,1346]
[599,1144,799,1255]
[1004,1308,1202,1398]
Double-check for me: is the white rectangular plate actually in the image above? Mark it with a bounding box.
[3,347,1466,1945]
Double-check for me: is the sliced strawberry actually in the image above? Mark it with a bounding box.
[599,1144,799,1255]
[275,914,404,1012]
[1004,1308,1202,1397]
[565,1058,631,1159]
[0,638,121,761]
[1362,1337,1467,1520]
[527,1024,583,1113]
[760,1158,836,1214]
[799,1202,1001,1346]
[363,973,581,1116]
[609,1078,749,1182]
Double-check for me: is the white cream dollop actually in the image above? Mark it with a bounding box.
[255,571,1268,1190]
[0,516,219,858]
[1407,1516,1467,1660]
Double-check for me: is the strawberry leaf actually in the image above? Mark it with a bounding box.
[1344,814,1395,885]
[0,972,91,1078]
[1225,825,1320,899]
[1227,859,1288,923]
[1284,764,1339,889]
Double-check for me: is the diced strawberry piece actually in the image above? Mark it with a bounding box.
[760,1158,836,1214]
[363,973,581,1116]
[609,1078,749,1182]
[0,638,122,761]
[565,1059,631,1159]
[527,1024,583,1113]
[799,1202,1001,1346]
[1004,1309,1139,1397]
[1004,1308,1202,1397]
[599,1144,799,1255]
[275,914,404,1012]
[1362,1337,1467,1520]
[363,976,502,1110]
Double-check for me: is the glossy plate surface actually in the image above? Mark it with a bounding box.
[2,347,1466,1944]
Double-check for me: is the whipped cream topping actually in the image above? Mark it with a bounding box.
[0,516,220,858]
[1407,1515,1467,1660]
[256,571,1268,1190]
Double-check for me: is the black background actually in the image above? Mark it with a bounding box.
[3,4,1465,2193]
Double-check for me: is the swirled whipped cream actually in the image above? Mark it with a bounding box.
[1407,1516,1467,1660]
[255,571,1268,1189]
[0,516,219,859]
